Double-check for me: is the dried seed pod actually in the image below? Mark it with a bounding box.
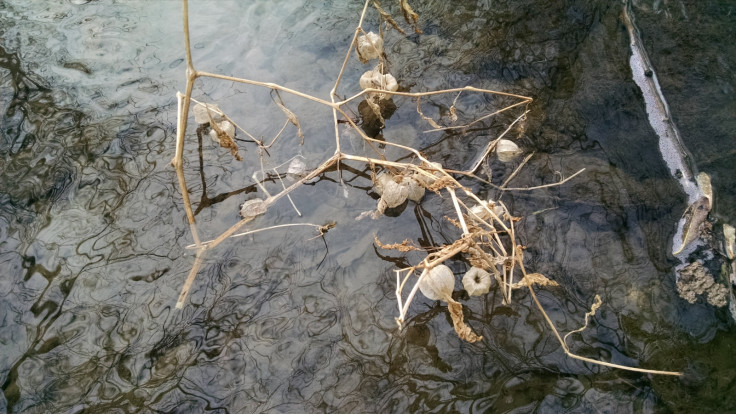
[462,267,492,296]
[469,200,504,221]
[419,264,455,301]
[374,172,393,196]
[240,198,267,219]
[193,102,223,124]
[381,178,409,208]
[496,139,522,162]
[413,162,443,187]
[356,31,383,61]
[359,69,398,100]
[405,175,425,202]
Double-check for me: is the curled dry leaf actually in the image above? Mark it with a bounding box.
[462,267,492,296]
[399,0,422,34]
[448,298,482,343]
[416,97,442,129]
[510,272,559,289]
[563,294,602,346]
[371,1,406,35]
[419,264,454,301]
[674,172,713,255]
[356,31,383,63]
[674,196,710,255]
[273,92,305,144]
[468,200,504,222]
[496,139,522,162]
[209,120,242,161]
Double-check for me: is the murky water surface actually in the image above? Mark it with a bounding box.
[1,0,734,412]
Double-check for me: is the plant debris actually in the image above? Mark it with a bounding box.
[674,172,713,255]
[374,235,422,252]
[676,261,728,307]
[170,0,680,377]
[563,294,602,346]
[356,31,383,63]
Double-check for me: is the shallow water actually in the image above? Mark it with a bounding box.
[1,0,734,413]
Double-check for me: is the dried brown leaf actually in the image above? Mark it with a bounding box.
[448,298,482,343]
[372,1,406,35]
[674,196,710,255]
[374,235,422,252]
[205,104,242,161]
[417,97,442,129]
[273,90,305,144]
[510,272,559,289]
[217,132,242,161]
[449,105,458,123]
[399,0,422,34]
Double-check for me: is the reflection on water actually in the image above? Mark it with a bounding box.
[1,0,734,412]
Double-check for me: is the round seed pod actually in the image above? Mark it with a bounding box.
[374,172,393,196]
[405,175,425,202]
[419,264,455,301]
[357,31,383,61]
[462,267,492,296]
[381,178,408,208]
[496,139,522,162]
[469,200,504,221]
[413,162,443,187]
[359,70,398,100]
[240,198,267,219]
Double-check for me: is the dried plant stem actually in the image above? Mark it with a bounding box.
[468,168,586,192]
[449,189,469,236]
[276,168,302,217]
[184,223,325,250]
[501,152,535,189]
[515,257,682,376]
[175,248,206,309]
[501,168,586,191]
[424,100,531,133]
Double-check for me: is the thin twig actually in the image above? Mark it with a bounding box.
[184,223,324,249]
[501,151,535,189]
[276,168,302,217]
